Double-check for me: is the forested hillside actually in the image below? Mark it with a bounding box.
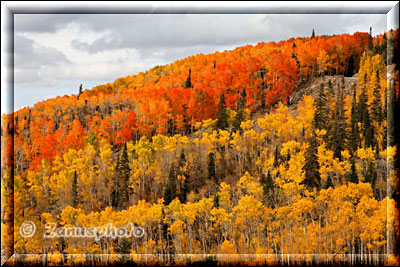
[1,29,399,265]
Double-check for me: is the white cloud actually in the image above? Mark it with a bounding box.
[14,34,71,86]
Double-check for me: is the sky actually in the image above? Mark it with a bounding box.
[4,13,390,113]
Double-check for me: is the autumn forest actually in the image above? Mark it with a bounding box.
[1,29,400,266]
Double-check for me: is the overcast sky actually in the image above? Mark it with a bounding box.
[7,13,390,112]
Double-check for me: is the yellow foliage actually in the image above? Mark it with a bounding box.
[237,172,263,200]
[219,240,236,254]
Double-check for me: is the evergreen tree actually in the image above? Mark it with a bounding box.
[313,83,329,132]
[72,170,79,208]
[303,132,321,190]
[213,192,219,208]
[216,93,228,130]
[161,209,175,262]
[371,70,383,126]
[78,84,83,99]
[233,89,246,132]
[365,161,377,190]
[329,83,347,160]
[349,85,359,154]
[207,152,217,183]
[261,171,274,196]
[184,68,192,88]
[177,150,189,203]
[110,178,120,209]
[368,26,374,51]
[164,163,177,206]
[261,171,275,207]
[373,38,381,55]
[387,81,395,147]
[115,238,132,254]
[347,157,358,183]
[112,143,131,209]
[311,29,315,39]
[357,78,368,123]
[290,43,301,74]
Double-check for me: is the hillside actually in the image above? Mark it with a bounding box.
[291,75,358,103]
[2,32,374,171]
[1,30,399,265]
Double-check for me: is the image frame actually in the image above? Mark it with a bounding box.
[1,1,399,266]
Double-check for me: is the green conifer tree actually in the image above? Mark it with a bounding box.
[261,171,275,207]
[216,93,228,130]
[261,171,274,196]
[184,68,192,89]
[347,157,358,184]
[387,81,395,147]
[72,170,79,208]
[357,77,369,126]
[112,144,131,209]
[208,152,217,183]
[303,131,321,190]
[349,85,359,154]
[213,192,219,208]
[365,161,377,191]
[368,26,374,51]
[329,83,347,160]
[164,163,177,206]
[371,70,383,125]
[313,83,329,132]
[177,150,189,203]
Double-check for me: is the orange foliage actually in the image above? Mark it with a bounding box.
[3,31,375,171]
